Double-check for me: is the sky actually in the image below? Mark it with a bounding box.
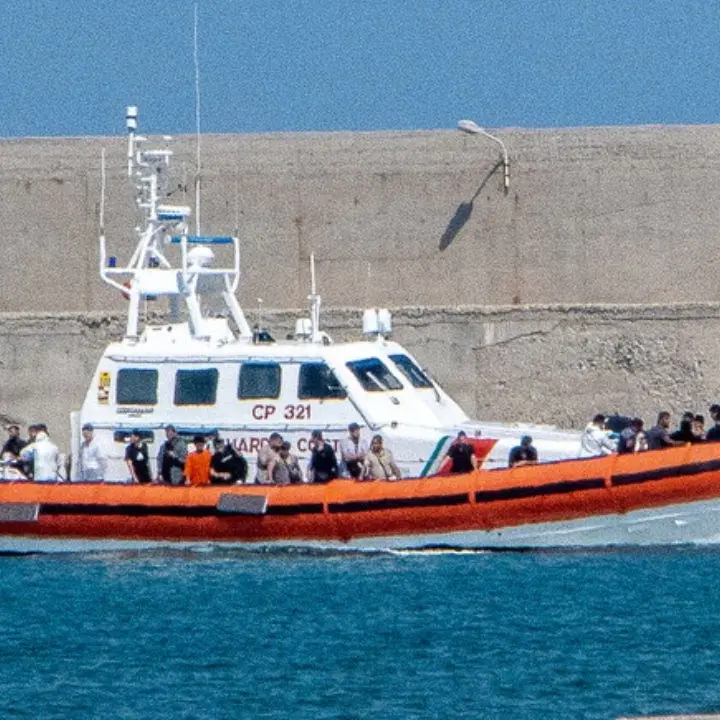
[2,0,720,137]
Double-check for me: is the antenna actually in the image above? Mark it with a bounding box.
[309,253,322,341]
[100,147,107,233]
[126,105,138,178]
[193,3,202,235]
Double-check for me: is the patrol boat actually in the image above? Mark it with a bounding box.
[10,108,720,553]
[67,106,580,484]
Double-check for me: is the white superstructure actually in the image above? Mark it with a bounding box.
[71,107,580,481]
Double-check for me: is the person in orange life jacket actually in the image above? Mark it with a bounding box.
[307,429,338,484]
[184,435,212,486]
[443,430,478,473]
[340,422,368,479]
[125,429,152,484]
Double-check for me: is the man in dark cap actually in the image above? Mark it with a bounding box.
[340,422,368,479]
[210,437,248,485]
[156,424,187,485]
[308,429,338,483]
[184,435,212,486]
[508,435,538,468]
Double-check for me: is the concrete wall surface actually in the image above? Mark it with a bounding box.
[2,124,720,314]
[2,304,720,452]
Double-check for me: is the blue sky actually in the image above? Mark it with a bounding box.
[2,0,720,136]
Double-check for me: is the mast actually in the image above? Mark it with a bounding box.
[98,106,252,341]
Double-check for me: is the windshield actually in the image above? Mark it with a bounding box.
[346,358,404,392]
[388,354,433,388]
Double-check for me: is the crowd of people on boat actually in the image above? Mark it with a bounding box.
[4,406,717,484]
[0,421,403,485]
[578,406,720,458]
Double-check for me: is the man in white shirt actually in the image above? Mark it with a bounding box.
[579,413,617,457]
[78,423,107,482]
[20,424,60,482]
[340,422,369,479]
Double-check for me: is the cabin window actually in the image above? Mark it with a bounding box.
[388,354,433,389]
[116,368,158,405]
[113,429,154,443]
[346,358,403,392]
[298,362,347,399]
[174,368,219,406]
[238,362,281,399]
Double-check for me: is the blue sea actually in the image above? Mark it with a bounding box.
[1,548,719,720]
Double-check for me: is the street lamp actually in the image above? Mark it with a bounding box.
[457,119,510,193]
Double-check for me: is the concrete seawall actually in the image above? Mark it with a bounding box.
[2,125,720,448]
[2,304,720,452]
[2,125,720,313]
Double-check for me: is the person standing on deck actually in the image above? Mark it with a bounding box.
[362,434,402,481]
[156,425,187,486]
[21,425,60,482]
[444,430,478,473]
[308,430,339,484]
[125,430,152,484]
[184,436,212,486]
[78,423,107,482]
[579,414,617,457]
[508,435,539,467]
[256,432,283,485]
[2,425,27,459]
[646,412,684,450]
[272,442,304,485]
[340,423,368,479]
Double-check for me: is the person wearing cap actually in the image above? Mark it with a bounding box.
[210,437,248,485]
[508,435,538,468]
[272,441,304,485]
[340,422,368,479]
[156,424,187,486]
[256,432,283,484]
[579,414,617,458]
[184,435,212,486]
[125,429,152,484]
[307,430,338,483]
[77,423,107,482]
[444,430,478,473]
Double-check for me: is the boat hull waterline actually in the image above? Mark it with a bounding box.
[2,444,720,553]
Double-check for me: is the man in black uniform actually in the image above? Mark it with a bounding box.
[444,431,478,473]
[308,429,338,483]
[508,435,538,468]
[125,429,152,484]
[210,437,248,485]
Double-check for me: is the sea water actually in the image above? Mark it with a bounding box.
[1,548,719,720]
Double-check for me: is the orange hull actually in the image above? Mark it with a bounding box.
[1,444,720,550]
